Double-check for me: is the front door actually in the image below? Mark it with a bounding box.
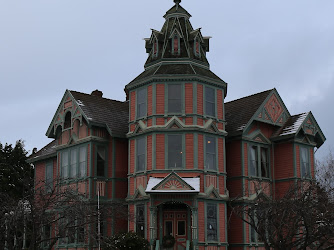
[163,210,187,250]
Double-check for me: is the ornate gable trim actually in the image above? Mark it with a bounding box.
[133,120,148,134]
[133,185,149,200]
[152,172,194,191]
[203,119,220,133]
[247,130,271,144]
[165,116,185,129]
[46,90,87,138]
[205,185,220,199]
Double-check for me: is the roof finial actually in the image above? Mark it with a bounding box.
[174,0,181,5]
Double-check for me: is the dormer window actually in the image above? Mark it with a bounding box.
[194,37,201,57]
[152,38,158,58]
[172,34,180,55]
[64,112,72,129]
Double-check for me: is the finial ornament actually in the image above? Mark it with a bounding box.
[174,0,181,5]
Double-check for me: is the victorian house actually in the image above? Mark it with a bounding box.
[29,0,326,249]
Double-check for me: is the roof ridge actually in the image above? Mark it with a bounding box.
[69,90,126,104]
[225,89,273,104]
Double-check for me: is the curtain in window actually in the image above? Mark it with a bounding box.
[301,147,309,177]
[97,147,105,177]
[70,149,77,178]
[79,146,87,178]
[261,148,269,178]
[62,151,69,179]
[137,137,146,171]
[249,146,258,176]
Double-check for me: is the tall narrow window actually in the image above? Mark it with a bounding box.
[300,147,310,178]
[136,204,145,238]
[207,203,217,241]
[174,35,179,54]
[136,137,146,172]
[261,148,269,178]
[205,87,215,117]
[153,39,158,57]
[168,84,182,113]
[194,38,200,57]
[70,149,77,178]
[137,88,147,119]
[97,146,105,177]
[79,146,87,178]
[205,136,216,171]
[64,112,71,129]
[62,151,69,179]
[249,146,258,176]
[168,135,183,169]
[46,161,53,192]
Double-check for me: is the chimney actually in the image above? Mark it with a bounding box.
[91,89,103,98]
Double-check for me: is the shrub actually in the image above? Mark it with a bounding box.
[102,231,149,250]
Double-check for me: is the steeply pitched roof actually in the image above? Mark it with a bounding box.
[70,91,129,137]
[225,89,273,136]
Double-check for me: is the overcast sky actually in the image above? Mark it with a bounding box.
[0,0,333,160]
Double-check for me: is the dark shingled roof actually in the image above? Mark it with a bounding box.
[28,140,57,162]
[225,89,273,136]
[70,91,129,136]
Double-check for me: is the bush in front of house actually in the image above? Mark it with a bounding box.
[102,231,149,250]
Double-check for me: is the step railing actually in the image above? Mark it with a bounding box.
[155,239,160,250]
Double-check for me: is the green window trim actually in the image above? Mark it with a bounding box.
[204,86,216,118]
[137,87,147,119]
[60,144,88,180]
[248,144,270,179]
[136,137,146,172]
[205,136,217,171]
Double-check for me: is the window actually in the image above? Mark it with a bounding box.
[172,34,180,55]
[46,161,53,192]
[136,137,146,172]
[137,88,147,119]
[249,145,270,178]
[61,145,88,180]
[79,146,87,178]
[205,136,216,171]
[168,84,182,113]
[62,151,69,179]
[136,204,145,238]
[206,203,217,241]
[97,146,106,177]
[168,135,183,169]
[205,87,215,117]
[64,112,71,129]
[153,38,158,58]
[194,38,200,57]
[300,147,310,178]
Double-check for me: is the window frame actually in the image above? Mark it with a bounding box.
[167,134,184,169]
[248,144,270,178]
[136,137,146,172]
[205,135,217,171]
[136,87,147,119]
[206,203,218,242]
[194,37,201,58]
[167,83,182,114]
[152,38,159,58]
[136,204,146,238]
[96,145,106,177]
[300,146,311,178]
[171,34,181,55]
[205,86,216,118]
[60,144,88,180]
[45,160,53,193]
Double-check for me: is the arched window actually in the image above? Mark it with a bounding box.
[194,38,201,57]
[64,112,72,129]
[174,35,179,54]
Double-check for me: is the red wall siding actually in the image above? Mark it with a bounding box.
[274,143,293,179]
[185,83,193,114]
[228,209,243,244]
[156,134,165,170]
[219,203,226,242]
[244,143,248,177]
[186,134,194,169]
[147,85,153,116]
[156,84,165,114]
[218,138,224,173]
[130,91,136,122]
[310,148,315,177]
[198,134,204,170]
[130,139,135,174]
[197,84,203,115]
[147,135,152,171]
[226,141,241,177]
[108,139,114,178]
[217,89,223,120]
[198,202,205,242]
[296,145,300,177]
[115,138,128,178]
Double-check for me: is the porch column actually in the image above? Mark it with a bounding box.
[149,206,158,244]
[191,206,198,247]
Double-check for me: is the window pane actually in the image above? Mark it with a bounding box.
[301,147,310,177]
[249,146,258,176]
[165,221,173,236]
[205,102,215,117]
[97,146,105,177]
[46,162,53,192]
[136,138,146,171]
[205,87,215,117]
[62,151,68,178]
[206,137,216,170]
[168,84,182,113]
[137,88,147,118]
[207,204,217,241]
[136,204,145,238]
[70,149,77,178]
[177,221,186,236]
[79,146,87,178]
[261,148,269,178]
[168,135,183,169]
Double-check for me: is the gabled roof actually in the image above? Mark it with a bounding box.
[46,90,129,138]
[225,89,273,136]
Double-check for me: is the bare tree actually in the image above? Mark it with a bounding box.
[0,178,128,250]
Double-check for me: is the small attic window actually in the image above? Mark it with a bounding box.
[172,35,180,55]
[64,112,72,129]
[194,37,201,57]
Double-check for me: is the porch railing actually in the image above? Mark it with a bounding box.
[155,240,160,250]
